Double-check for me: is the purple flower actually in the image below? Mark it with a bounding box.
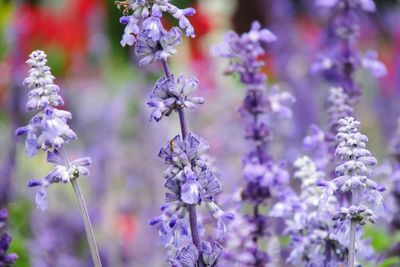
[315,0,376,12]
[16,51,77,156]
[120,16,139,47]
[117,0,196,50]
[23,50,55,88]
[215,22,293,265]
[28,150,92,211]
[213,21,277,85]
[0,209,18,266]
[151,133,231,255]
[147,75,204,121]
[116,2,229,265]
[123,0,196,38]
[327,87,354,135]
[17,51,92,211]
[169,243,199,267]
[313,0,385,99]
[316,117,383,265]
[200,241,223,267]
[135,27,182,66]
[361,50,388,77]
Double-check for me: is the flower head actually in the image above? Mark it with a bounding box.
[16,51,77,156]
[147,75,204,121]
[17,51,92,211]
[320,117,384,225]
[213,21,277,86]
[28,150,92,211]
[135,26,182,66]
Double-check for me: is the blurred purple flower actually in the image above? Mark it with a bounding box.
[0,209,18,266]
[215,22,293,265]
[313,0,386,99]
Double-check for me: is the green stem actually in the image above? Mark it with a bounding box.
[71,179,102,267]
[61,148,102,267]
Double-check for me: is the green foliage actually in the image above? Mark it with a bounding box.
[364,226,400,253]
[0,1,12,59]
[8,200,33,267]
[378,257,400,267]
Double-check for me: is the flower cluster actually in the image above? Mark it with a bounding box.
[16,51,92,211]
[116,0,196,66]
[15,51,76,157]
[116,1,232,265]
[327,117,383,220]
[317,117,384,264]
[312,0,387,98]
[215,22,294,266]
[213,21,277,85]
[327,87,354,135]
[0,209,18,266]
[149,133,233,262]
[303,124,332,169]
[271,156,346,266]
[147,76,204,122]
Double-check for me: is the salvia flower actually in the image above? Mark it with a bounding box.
[270,156,349,266]
[16,51,101,267]
[16,51,77,157]
[28,150,92,211]
[318,117,384,265]
[327,87,354,135]
[135,26,182,66]
[0,209,18,266]
[147,75,204,122]
[215,22,294,266]
[315,0,376,12]
[151,133,232,235]
[329,117,384,221]
[116,1,231,265]
[116,0,196,67]
[303,124,332,169]
[117,0,195,39]
[312,0,386,99]
[16,50,92,211]
[213,21,277,85]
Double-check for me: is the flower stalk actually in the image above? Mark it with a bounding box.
[61,148,102,267]
[115,1,233,265]
[16,50,102,267]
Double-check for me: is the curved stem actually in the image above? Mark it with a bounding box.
[161,59,204,267]
[61,148,102,267]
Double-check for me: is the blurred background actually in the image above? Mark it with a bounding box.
[0,0,400,266]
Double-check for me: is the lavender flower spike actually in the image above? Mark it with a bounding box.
[320,117,384,266]
[16,51,102,267]
[312,0,387,99]
[214,22,294,266]
[116,2,232,266]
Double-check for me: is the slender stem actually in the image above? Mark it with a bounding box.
[71,179,102,267]
[161,59,172,80]
[178,108,188,140]
[161,59,204,267]
[348,219,356,267]
[61,148,102,267]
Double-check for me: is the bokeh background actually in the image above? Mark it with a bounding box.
[0,0,400,266]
